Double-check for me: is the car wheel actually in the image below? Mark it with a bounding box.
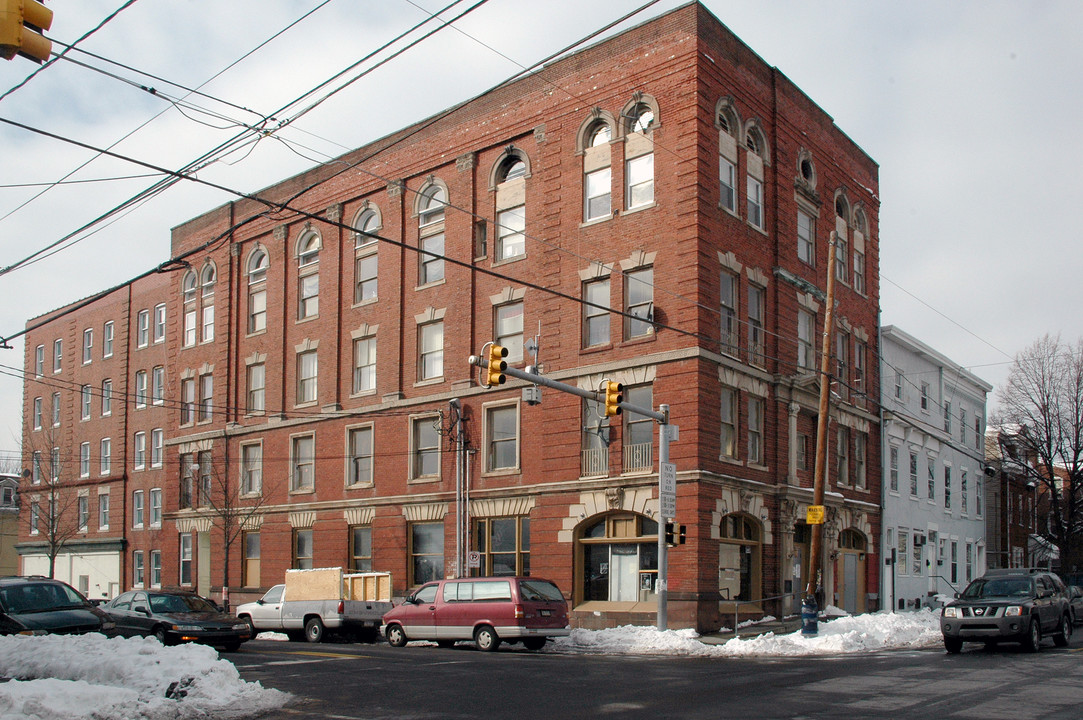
[240,616,256,636]
[222,641,241,653]
[474,626,501,652]
[1023,618,1041,652]
[386,624,407,647]
[523,637,547,651]
[943,636,963,654]
[436,640,455,649]
[1054,614,1072,647]
[153,627,169,646]
[305,617,325,643]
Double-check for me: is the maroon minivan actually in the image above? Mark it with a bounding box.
[382,577,569,651]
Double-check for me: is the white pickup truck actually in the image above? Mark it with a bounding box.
[236,568,392,643]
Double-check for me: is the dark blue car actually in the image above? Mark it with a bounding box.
[0,576,116,636]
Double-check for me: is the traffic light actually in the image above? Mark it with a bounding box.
[0,0,53,63]
[485,344,508,387]
[664,522,687,547]
[603,380,623,417]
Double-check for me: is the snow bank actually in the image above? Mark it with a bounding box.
[554,608,943,658]
[0,633,289,720]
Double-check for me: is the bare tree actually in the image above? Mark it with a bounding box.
[20,425,85,578]
[995,334,1083,574]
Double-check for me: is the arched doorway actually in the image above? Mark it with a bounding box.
[576,513,659,605]
[719,513,762,605]
[836,528,867,614]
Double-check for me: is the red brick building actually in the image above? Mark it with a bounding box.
[19,2,881,631]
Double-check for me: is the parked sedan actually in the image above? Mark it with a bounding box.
[102,590,251,652]
[1069,586,1083,626]
[0,576,115,637]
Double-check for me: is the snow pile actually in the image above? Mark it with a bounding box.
[0,633,289,720]
[555,608,943,657]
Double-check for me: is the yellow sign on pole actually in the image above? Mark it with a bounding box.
[806,505,825,525]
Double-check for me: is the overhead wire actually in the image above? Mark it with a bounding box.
[2,1,1016,458]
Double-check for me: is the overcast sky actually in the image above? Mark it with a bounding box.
[1,0,1080,465]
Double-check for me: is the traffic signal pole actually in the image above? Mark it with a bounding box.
[468,354,677,629]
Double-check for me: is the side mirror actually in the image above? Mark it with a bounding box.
[134,605,151,615]
[256,599,265,605]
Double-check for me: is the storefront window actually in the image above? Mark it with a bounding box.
[578,513,658,604]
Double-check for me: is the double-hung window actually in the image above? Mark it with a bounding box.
[352,338,376,395]
[486,404,518,472]
[136,309,150,348]
[241,443,262,495]
[291,435,314,491]
[347,426,373,486]
[797,209,815,265]
[297,351,317,405]
[495,302,524,364]
[411,416,440,480]
[418,321,443,382]
[625,268,653,340]
[247,363,265,413]
[583,278,610,348]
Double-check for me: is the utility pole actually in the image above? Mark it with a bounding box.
[804,231,839,635]
[469,351,676,629]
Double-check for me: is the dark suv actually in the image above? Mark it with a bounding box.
[941,568,1072,653]
[0,576,116,636]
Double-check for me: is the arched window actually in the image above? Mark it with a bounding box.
[719,513,762,602]
[354,205,381,304]
[246,248,268,334]
[852,208,867,295]
[248,249,268,282]
[577,512,659,604]
[417,182,447,285]
[716,99,741,213]
[199,263,216,342]
[623,99,657,211]
[200,264,216,294]
[493,152,528,262]
[834,191,851,283]
[182,271,197,303]
[499,157,526,183]
[627,104,655,134]
[418,185,447,227]
[354,207,381,248]
[297,232,320,320]
[588,122,611,147]
[297,232,321,267]
[743,123,769,230]
[181,271,198,347]
[575,111,616,224]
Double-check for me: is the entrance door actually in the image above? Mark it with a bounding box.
[197,531,211,598]
[842,552,858,613]
[609,545,639,601]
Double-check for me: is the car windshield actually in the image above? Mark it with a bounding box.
[149,594,217,614]
[519,580,565,602]
[962,577,1033,599]
[0,583,87,613]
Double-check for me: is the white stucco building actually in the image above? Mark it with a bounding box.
[880,326,992,610]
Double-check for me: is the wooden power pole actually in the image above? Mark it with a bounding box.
[803,231,839,634]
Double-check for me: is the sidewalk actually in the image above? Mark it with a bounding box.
[698,616,805,645]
